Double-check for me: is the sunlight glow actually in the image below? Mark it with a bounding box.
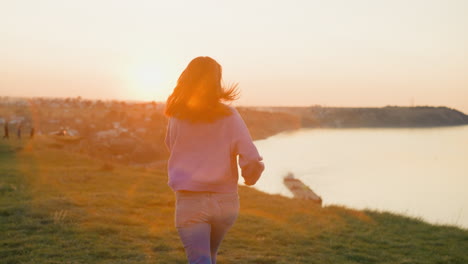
[125,64,173,102]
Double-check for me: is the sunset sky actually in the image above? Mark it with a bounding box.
[1,0,468,112]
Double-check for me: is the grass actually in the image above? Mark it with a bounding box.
[1,138,467,263]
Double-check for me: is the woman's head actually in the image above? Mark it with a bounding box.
[165,56,238,122]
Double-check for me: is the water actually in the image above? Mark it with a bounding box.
[250,125,468,229]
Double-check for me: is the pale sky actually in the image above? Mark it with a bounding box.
[1,0,468,112]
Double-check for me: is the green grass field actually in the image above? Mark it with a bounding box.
[1,138,467,263]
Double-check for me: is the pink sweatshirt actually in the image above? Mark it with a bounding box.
[165,106,264,193]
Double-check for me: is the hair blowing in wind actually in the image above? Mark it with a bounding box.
[165,56,239,122]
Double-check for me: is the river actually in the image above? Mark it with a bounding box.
[249,125,468,229]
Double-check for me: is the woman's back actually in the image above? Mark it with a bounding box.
[166,106,263,193]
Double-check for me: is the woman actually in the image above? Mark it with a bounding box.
[165,56,264,264]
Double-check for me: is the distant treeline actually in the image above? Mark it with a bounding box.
[303,106,468,128]
[265,106,468,129]
[225,105,468,140]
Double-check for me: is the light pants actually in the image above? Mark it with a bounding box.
[175,191,239,264]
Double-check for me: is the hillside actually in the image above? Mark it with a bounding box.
[237,107,302,140]
[1,139,467,263]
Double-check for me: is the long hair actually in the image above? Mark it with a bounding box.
[165,56,239,122]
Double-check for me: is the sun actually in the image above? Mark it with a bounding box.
[126,64,173,101]
[135,66,162,88]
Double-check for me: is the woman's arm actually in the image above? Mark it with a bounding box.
[232,111,265,186]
